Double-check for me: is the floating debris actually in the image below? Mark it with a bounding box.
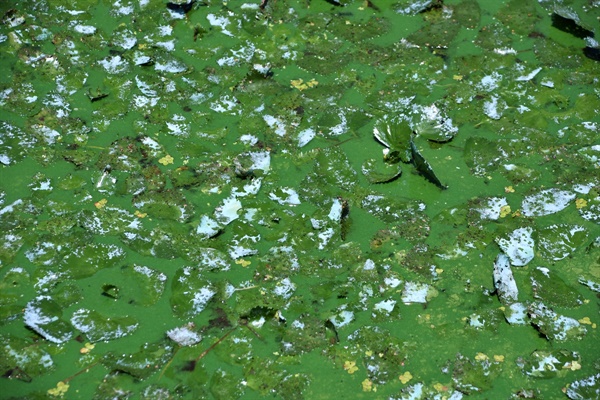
[493,253,518,305]
[495,227,535,266]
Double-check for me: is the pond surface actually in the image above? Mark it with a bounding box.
[1,0,599,398]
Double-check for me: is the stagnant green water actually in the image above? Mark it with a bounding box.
[1,0,599,398]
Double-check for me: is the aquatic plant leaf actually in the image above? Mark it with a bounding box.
[537,224,587,261]
[23,296,73,344]
[373,119,413,162]
[102,341,174,379]
[361,158,402,184]
[528,302,586,341]
[0,334,54,378]
[70,309,139,342]
[566,373,600,400]
[452,353,502,394]
[521,188,576,217]
[410,139,447,189]
[521,349,580,378]
[531,267,583,308]
[210,369,245,400]
[59,243,126,279]
[171,266,216,318]
[493,253,518,305]
[495,227,535,267]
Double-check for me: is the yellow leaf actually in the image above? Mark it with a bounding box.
[433,382,449,392]
[493,355,505,362]
[578,317,592,325]
[134,210,147,218]
[499,205,511,218]
[504,186,515,193]
[362,378,373,392]
[159,154,174,165]
[344,360,359,374]
[235,259,251,267]
[47,381,69,397]
[575,198,587,209]
[290,78,319,91]
[94,198,107,209]
[399,371,413,384]
[564,361,581,371]
[475,352,488,361]
[453,75,463,81]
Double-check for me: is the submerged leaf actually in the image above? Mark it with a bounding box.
[361,158,402,184]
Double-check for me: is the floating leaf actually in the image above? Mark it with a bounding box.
[495,227,535,266]
[373,119,413,163]
[493,253,518,305]
[71,309,139,342]
[410,139,447,189]
[531,267,583,308]
[361,158,402,184]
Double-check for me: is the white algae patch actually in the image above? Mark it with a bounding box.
[493,253,518,304]
[495,227,535,266]
[475,197,508,220]
[402,282,430,304]
[521,188,575,217]
[167,325,202,346]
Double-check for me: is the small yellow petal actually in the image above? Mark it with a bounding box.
[499,205,511,218]
[235,259,251,267]
[575,198,587,209]
[94,198,107,209]
[362,379,373,392]
[159,154,174,165]
[504,186,515,193]
[493,355,505,362]
[399,371,413,384]
[475,352,488,361]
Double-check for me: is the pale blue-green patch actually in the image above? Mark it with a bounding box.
[71,308,139,342]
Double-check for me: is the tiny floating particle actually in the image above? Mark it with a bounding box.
[505,186,515,193]
[362,378,373,392]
